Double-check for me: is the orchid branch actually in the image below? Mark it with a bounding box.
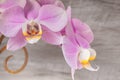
[0,35,5,44]
[4,47,28,74]
[0,35,29,74]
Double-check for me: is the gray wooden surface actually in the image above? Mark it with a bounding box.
[0,0,120,80]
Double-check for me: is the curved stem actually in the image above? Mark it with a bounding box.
[0,45,6,54]
[0,35,5,44]
[4,47,29,74]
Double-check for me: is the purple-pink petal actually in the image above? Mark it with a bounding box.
[38,5,67,32]
[65,23,74,39]
[1,6,26,23]
[0,0,17,10]
[42,27,63,45]
[62,37,79,69]
[75,33,90,48]
[66,6,71,22]
[36,0,57,5]
[0,22,22,37]
[64,6,75,39]
[7,29,27,51]
[24,0,41,19]
[72,18,94,43]
[0,0,26,12]
[36,0,65,8]
[0,6,26,37]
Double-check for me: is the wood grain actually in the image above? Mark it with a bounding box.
[0,0,120,80]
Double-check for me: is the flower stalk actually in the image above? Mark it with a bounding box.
[0,35,28,74]
[4,47,28,74]
[0,35,5,44]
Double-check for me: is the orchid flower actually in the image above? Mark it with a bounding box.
[0,0,67,51]
[35,0,66,45]
[61,7,99,80]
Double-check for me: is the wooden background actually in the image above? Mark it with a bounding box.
[0,0,120,80]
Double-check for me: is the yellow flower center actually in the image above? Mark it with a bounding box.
[80,60,89,65]
[22,21,42,44]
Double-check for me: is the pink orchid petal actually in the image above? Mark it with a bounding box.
[0,23,22,37]
[0,6,26,37]
[37,0,56,5]
[1,6,26,23]
[39,5,67,32]
[65,23,74,39]
[36,0,65,8]
[72,18,94,43]
[7,29,27,51]
[65,7,74,39]
[0,0,26,12]
[17,0,26,8]
[75,34,90,48]
[60,6,71,36]
[42,27,63,45]
[24,0,41,19]
[0,0,16,10]
[62,37,79,69]
[66,6,71,22]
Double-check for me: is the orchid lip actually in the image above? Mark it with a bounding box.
[22,20,42,44]
[78,48,99,71]
[78,48,90,64]
[78,48,92,66]
[78,48,97,63]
